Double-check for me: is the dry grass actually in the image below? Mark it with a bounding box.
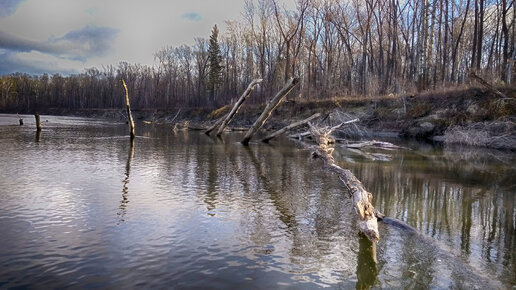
[443,120,516,150]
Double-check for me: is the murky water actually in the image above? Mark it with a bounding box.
[0,114,514,289]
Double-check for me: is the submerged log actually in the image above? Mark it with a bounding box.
[204,115,226,135]
[308,123,380,242]
[261,113,321,143]
[337,140,410,150]
[241,77,299,145]
[17,113,23,125]
[216,79,263,136]
[34,114,42,131]
[121,79,135,140]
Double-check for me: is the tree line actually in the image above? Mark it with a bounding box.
[1,0,514,113]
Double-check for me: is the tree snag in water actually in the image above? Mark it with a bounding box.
[241,77,299,145]
[205,115,226,135]
[308,123,379,242]
[121,79,135,140]
[34,114,42,131]
[260,113,321,143]
[216,78,263,136]
[17,113,23,125]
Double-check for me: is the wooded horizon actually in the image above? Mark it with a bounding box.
[1,0,514,112]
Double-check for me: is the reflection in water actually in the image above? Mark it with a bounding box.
[35,130,41,142]
[118,138,134,222]
[0,115,515,289]
[347,145,516,287]
[356,234,378,290]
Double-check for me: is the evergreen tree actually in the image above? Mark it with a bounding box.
[207,24,222,103]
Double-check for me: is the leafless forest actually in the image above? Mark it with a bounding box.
[1,0,514,112]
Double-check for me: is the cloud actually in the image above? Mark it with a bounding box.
[0,50,81,75]
[181,12,202,22]
[0,0,26,18]
[55,25,119,60]
[0,25,119,62]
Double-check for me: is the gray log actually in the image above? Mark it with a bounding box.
[216,79,263,136]
[241,77,299,145]
[261,113,321,143]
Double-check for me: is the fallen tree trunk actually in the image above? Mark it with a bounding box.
[204,115,226,135]
[121,79,135,140]
[336,140,410,150]
[34,114,42,131]
[216,79,263,136]
[288,118,359,140]
[307,123,380,242]
[241,77,299,145]
[261,113,321,143]
[469,72,509,99]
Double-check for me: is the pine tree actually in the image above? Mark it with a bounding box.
[208,24,222,104]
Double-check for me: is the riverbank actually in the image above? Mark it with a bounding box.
[6,85,516,150]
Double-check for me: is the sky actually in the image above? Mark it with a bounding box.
[0,0,247,75]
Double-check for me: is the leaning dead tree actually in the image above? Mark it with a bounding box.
[469,72,509,99]
[307,122,380,242]
[260,113,321,143]
[241,77,299,145]
[121,79,135,140]
[215,79,263,136]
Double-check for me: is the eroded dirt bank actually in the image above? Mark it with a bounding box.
[13,86,516,150]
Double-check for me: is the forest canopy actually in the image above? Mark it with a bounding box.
[0,0,514,112]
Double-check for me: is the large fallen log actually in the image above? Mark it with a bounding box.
[260,113,321,143]
[307,123,380,242]
[121,79,135,140]
[216,79,263,136]
[241,77,299,145]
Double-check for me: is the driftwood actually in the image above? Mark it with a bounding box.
[216,79,263,136]
[307,123,380,242]
[469,72,510,99]
[261,113,321,143]
[34,114,42,131]
[288,118,359,140]
[242,77,299,145]
[337,140,410,151]
[121,79,135,140]
[17,113,23,125]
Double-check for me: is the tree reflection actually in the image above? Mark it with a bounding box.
[118,138,134,222]
[356,234,378,290]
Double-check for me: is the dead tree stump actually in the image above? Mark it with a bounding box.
[34,114,42,131]
[121,79,135,140]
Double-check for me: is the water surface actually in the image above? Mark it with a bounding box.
[0,114,514,288]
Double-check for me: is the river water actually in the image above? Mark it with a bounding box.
[0,114,514,289]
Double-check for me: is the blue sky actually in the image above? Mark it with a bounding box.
[0,0,245,75]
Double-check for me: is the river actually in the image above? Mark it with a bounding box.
[0,114,514,289]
